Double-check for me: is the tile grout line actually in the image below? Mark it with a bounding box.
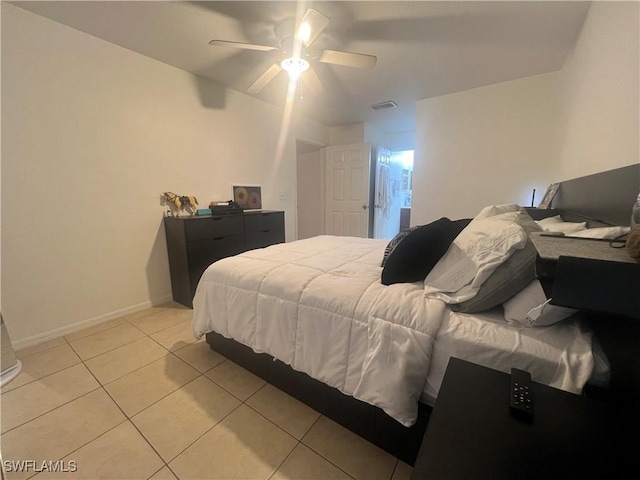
[14,338,68,360]
[2,307,195,477]
[70,337,169,468]
[61,320,191,474]
[6,335,133,469]
[0,357,84,396]
[0,384,104,435]
[390,458,401,480]
[65,328,147,362]
[266,439,300,480]
[197,354,371,479]
[81,332,200,391]
[75,326,187,477]
[244,403,358,480]
[6,307,405,479]
[297,415,367,480]
[63,318,130,343]
[7,312,196,396]
[197,359,269,403]
[65,312,192,362]
[92,319,238,477]
[159,393,244,471]
[134,353,285,473]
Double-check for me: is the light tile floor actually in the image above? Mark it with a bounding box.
[1,303,414,480]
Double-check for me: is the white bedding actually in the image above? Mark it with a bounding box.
[421,308,597,405]
[192,235,598,426]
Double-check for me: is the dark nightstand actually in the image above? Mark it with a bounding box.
[529,232,639,318]
[410,358,636,479]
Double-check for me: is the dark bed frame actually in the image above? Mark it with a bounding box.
[206,331,431,465]
[205,163,640,465]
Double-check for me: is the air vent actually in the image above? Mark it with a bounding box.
[371,101,397,111]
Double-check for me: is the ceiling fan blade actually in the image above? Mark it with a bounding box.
[303,66,324,96]
[318,50,377,69]
[208,40,277,52]
[247,63,282,95]
[297,9,329,47]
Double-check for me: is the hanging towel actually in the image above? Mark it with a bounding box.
[377,163,392,219]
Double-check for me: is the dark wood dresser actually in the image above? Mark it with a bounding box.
[164,210,285,308]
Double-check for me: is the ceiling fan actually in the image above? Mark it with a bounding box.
[209,8,377,95]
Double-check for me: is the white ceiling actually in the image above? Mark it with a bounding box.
[12,1,591,134]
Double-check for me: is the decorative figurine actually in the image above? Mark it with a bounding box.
[162,192,198,216]
[179,195,199,216]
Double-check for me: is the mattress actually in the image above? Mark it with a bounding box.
[193,235,600,426]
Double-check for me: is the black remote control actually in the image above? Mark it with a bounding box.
[510,368,534,419]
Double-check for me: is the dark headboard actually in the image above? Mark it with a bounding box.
[541,164,640,409]
[551,164,639,226]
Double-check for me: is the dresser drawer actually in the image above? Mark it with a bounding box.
[244,211,285,234]
[185,215,244,242]
[187,234,244,275]
[244,230,285,251]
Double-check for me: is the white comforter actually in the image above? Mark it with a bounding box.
[193,235,446,426]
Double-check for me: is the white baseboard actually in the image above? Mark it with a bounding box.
[13,294,174,351]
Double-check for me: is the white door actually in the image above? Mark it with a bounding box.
[325,143,372,237]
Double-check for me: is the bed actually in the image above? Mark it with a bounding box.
[192,164,638,464]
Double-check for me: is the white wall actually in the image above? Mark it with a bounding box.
[1,4,329,345]
[555,1,639,180]
[382,131,415,152]
[329,124,365,146]
[412,73,560,224]
[331,122,414,152]
[411,1,639,226]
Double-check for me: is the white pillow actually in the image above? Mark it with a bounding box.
[567,226,630,239]
[537,216,587,234]
[503,280,577,327]
[472,204,521,222]
[537,215,564,226]
[424,211,527,303]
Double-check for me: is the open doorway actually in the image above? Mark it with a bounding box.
[373,150,414,240]
[296,140,324,240]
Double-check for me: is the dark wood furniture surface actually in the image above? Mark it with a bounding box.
[164,210,284,308]
[411,358,636,480]
[206,331,431,466]
[550,163,639,227]
[530,233,639,319]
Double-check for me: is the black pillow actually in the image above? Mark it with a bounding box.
[381,217,457,285]
[381,226,421,267]
[451,218,472,239]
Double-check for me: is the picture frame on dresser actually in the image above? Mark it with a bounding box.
[538,182,560,209]
[233,185,262,210]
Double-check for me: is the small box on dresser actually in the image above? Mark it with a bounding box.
[164,210,285,308]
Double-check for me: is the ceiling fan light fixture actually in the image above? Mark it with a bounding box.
[281,57,310,80]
